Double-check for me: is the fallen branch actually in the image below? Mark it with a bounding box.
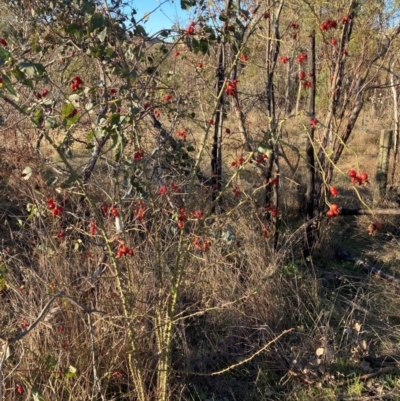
[336,366,395,387]
[337,249,400,287]
[339,208,400,216]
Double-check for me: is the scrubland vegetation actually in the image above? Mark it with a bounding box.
[1,0,400,399]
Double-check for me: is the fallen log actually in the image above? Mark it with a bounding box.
[339,208,400,216]
[337,248,400,287]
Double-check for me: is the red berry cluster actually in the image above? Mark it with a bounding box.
[176,128,188,140]
[134,201,147,221]
[327,203,340,217]
[89,220,96,235]
[193,236,211,252]
[341,15,352,24]
[57,230,65,239]
[240,54,248,62]
[36,88,49,99]
[231,157,245,167]
[367,221,382,236]
[177,208,187,229]
[110,88,117,95]
[0,38,7,46]
[270,177,279,186]
[348,169,368,185]
[47,199,63,217]
[144,102,151,109]
[191,210,204,220]
[165,94,172,101]
[265,204,278,217]
[225,79,238,97]
[320,19,337,31]
[185,21,195,35]
[303,80,312,89]
[154,110,161,118]
[329,186,338,197]
[158,185,168,195]
[256,153,268,163]
[101,205,119,217]
[101,205,108,217]
[170,182,180,193]
[233,185,241,197]
[289,22,299,29]
[310,118,318,126]
[70,76,83,91]
[110,206,119,217]
[297,53,307,63]
[133,148,144,161]
[116,242,134,258]
[279,55,289,64]
[299,71,306,80]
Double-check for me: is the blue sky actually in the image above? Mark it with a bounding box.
[129,0,193,35]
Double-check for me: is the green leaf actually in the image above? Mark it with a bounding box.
[134,25,147,37]
[200,39,209,54]
[33,109,44,125]
[181,0,196,10]
[97,27,107,42]
[81,0,95,14]
[18,61,46,78]
[64,365,77,379]
[86,130,94,141]
[11,67,25,81]
[66,23,81,34]
[61,173,78,188]
[0,48,11,66]
[32,387,45,401]
[61,104,79,127]
[89,13,105,32]
[0,264,9,291]
[61,104,75,119]
[0,74,17,96]
[18,61,36,77]
[44,117,58,129]
[130,69,137,83]
[42,169,58,186]
[109,113,125,125]
[46,354,57,370]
